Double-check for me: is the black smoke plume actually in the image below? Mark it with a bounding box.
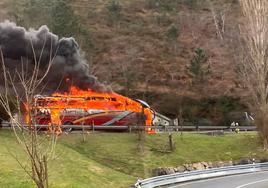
[0,20,107,94]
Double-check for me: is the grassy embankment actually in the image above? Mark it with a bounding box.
[0,130,267,187]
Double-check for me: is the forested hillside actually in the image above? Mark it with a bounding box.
[0,0,246,123]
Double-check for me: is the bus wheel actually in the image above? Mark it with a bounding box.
[62,122,73,133]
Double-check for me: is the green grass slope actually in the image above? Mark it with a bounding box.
[0,130,135,188]
[0,130,267,187]
[61,132,268,178]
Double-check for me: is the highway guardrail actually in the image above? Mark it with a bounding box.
[1,123,256,132]
[134,162,268,188]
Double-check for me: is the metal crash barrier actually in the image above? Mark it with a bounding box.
[134,162,268,188]
[1,123,256,132]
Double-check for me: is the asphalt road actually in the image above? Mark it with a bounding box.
[168,171,268,188]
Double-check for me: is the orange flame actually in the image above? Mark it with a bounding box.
[24,86,153,131]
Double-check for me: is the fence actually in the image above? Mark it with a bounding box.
[0,123,256,132]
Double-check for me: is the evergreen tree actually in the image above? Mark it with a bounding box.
[50,0,93,50]
[51,0,79,37]
[189,48,207,77]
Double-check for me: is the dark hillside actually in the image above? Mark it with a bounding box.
[1,0,247,122]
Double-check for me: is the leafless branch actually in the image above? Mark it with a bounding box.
[239,0,268,149]
[0,38,58,188]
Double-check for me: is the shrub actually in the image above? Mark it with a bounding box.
[106,0,122,26]
[166,24,179,41]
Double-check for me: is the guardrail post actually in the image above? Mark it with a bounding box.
[82,124,86,142]
[196,124,199,133]
[169,132,175,151]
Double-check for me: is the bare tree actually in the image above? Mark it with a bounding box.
[239,0,268,149]
[0,44,57,188]
[208,0,228,41]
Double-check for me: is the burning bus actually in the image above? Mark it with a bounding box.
[23,86,155,133]
[0,21,170,134]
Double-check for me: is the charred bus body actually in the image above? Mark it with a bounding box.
[23,87,155,133]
